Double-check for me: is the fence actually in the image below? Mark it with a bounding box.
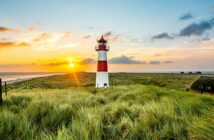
[0,79,2,104]
[0,78,7,105]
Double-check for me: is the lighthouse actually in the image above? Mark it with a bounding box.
[95,36,109,88]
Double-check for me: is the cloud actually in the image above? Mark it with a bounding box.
[110,34,121,42]
[30,60,68,67]
[200,37,210,41]
[186,36,211,44]
[179,18,214,36]
[34,58,96,67]
[163,61,173,64]
[0,36,31,48]
[88,26,94,30]
[0,41,30,48]
[45,61,68,66]
[130,38,139,42]
[0,64,30,67]
[18,31,79,51]
[79,57,173,65]
[0,38,13,42]
[109,55,145,64]
[150,60,173,64]
[151,17,214,41]
[0,30,79,50]
[103,31,112,37]
[102,31,124,42]
[179,12,193,20]
[151,33,174,40]
[80,58,96,64]
[0,42,14,48]
[0,27,10,32]
[150,61,161,64]
[0,26,20,33]
[33,32,52,42]
[83,33,93,39]
[16,42,31,47]
[154,53,162,57]
[0,61,68,68]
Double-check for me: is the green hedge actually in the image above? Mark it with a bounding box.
[191,76,214,93]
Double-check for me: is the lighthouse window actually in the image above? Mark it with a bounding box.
[99,42,106,45]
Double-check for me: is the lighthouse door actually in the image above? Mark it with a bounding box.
[104,83,107,88]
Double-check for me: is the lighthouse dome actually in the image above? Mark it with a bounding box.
[97,36,107,43]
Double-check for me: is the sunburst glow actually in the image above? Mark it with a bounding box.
[69,63,75,68]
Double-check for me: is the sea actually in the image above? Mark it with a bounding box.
[0,72,65,83]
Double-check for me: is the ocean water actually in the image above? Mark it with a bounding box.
[0,72,65,83]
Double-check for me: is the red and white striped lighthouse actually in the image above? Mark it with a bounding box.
[95,36,109,88]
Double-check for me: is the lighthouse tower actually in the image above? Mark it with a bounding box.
[95,36,109,88]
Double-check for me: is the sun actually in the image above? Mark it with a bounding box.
[69,63,75,68]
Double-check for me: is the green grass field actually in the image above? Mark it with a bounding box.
[1,73,214,140]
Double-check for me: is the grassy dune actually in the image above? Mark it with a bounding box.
[0,73,214,140]
[8,73,200,90]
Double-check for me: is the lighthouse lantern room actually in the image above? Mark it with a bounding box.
[95,36,109,88]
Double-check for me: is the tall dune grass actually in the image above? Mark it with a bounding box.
[8,73,200,90]
[1,84,213,140]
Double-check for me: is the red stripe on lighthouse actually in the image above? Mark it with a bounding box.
[97,61,108,71]
[98,45,107,50]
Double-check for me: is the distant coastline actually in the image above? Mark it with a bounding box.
[0,72,66,84]
[1,71,214,84]
[108,71,214,74]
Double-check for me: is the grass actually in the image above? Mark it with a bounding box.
[8,73,200,90]
[0,73,214,140]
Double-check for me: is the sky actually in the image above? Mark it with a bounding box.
[0,0,214,72]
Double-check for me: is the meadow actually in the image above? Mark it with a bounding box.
[0,73,214,140]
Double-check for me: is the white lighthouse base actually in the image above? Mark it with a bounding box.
[96,72,109,88]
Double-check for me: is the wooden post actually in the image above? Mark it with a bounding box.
[0,79,2,104]
[5,82,7,96]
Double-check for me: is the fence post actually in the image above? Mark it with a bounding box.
[0,79,2,104]
[5,82,7,96]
